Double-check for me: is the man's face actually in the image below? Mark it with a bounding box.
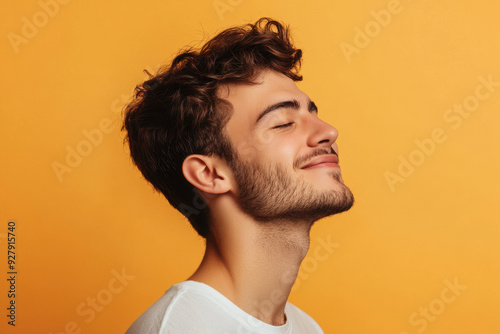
[220,69,354,223]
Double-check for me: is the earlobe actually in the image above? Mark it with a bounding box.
[182,155,231,196]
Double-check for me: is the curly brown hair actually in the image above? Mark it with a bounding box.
[122,17,303,238]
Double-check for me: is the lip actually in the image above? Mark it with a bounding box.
[301,154,339,169]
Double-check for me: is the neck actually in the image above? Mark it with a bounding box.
[187,215,312,326]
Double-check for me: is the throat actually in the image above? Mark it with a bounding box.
[188,220,312,326]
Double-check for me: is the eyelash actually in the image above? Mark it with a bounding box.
[273,122,294,129]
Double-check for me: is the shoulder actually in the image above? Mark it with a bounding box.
[285,302,324,333]
[125,280,236,334]
[125,281,209,334]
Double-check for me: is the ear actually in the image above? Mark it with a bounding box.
[182,154,232,197]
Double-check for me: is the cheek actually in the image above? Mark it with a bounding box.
[235,140,259,162]
[235,131,279,162]
[261,137,297,167]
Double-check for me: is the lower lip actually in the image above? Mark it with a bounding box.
[303,162,340,169]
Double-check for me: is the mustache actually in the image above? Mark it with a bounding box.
[294,147,338,169]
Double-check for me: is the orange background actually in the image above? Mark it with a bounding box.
[1,0,499,333]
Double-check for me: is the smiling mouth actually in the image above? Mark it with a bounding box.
[301,154,340,169]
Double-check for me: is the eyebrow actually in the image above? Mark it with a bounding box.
[255,99,318,125]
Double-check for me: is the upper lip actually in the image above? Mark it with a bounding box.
[301,154,339,169]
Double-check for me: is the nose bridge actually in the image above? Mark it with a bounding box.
[304,112,338,146]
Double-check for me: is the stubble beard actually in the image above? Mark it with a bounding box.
[229,156,355,224]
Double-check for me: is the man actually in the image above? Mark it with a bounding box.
[123,17,354,333]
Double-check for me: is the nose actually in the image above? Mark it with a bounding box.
[305,115,339,148]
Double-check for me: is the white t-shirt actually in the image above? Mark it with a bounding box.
[125,280,324,334]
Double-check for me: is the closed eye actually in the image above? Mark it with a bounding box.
[273,122,294,129]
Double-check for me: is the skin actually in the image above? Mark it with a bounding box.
[182,69,353,326]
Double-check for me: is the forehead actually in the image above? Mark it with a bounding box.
[219,70,308,129]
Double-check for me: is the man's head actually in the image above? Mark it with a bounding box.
[122,18,353,238]
[218,69,354,226]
